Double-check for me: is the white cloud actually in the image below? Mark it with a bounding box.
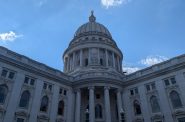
[140,55,168,66]
[123,66,140,74]
[101,0,129,8]
[0,31,23,42]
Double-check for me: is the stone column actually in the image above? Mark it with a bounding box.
[67,89,75,122]
[80,50,83,67]
[50,85,60,122]
[117,56,120,71]
[105,49,108,67]
[75,89,81,122]
[73,52,75,70]
[116,90,123,122]
[112,52,115,68]
[104,86,111,122]
[89,86,95,122]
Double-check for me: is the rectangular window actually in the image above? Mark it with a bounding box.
[8,72,15,79]
[43,83,47,89]
[24,77,29,84]
[59,88,63,94]
[146,85,150,91]
[135,88,138,94]
[30,79,35,85]
[170,77,176,84]
[63,90,67,95]
[151,83,156,90]
[1,69,8,77]
[164,79,170,86]
[48,85,52,91]
[130,90,134,95]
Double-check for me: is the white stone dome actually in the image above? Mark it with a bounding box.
[74,11,112,38]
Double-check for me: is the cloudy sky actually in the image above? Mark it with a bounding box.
[0,0,185,74]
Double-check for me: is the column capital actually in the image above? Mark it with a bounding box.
[88,86,95,90]
[104,86,110,90]
[74,88,81,93]
[116,88,122,93]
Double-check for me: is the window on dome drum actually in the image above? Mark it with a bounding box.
[134,100,142,115]
[100,58,103,66]
[58,100,64,116]
[170,91,183,109]
[0,84,8,104]
[178,117,185,122]
[40,96,49,112]
[150,96,160,113]
[16,118,25,122]
[164,76,177,86]
[96,94,100,99]
[95,104,102,119]
[19,90,30,108]
[85,58,88,66]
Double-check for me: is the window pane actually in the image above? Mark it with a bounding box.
[151,83,156,90]
[171,77,176,84]
[58,100,64,115]
[0,85,8,104]
[170,91,183,108]
[30,79,35,85]
[150,96,160,113]
[40,96,49,112]
[8,72,15,79]
[135,88,138,94]
[43,83,47,89]
[164,79,170,86]
[146,85,150,91]
[19,91,30,108]
[24,77,29,84]
[130,90,134,95]
[1,70,8,77]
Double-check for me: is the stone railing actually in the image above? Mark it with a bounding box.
[0,46,73,81]
[124,54,185,81]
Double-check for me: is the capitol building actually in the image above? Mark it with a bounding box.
[0,12,185,122]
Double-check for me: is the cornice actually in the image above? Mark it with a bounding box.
[0,54,73,86]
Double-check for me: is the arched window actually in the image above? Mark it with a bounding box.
[95,104,102,119]
[0,84,8,104]
[170,91,183,108]
[58,100,64,116]
[40,96,49,112]
[150,96,160,113]
[19,90,30,108]
[134,100,142,115]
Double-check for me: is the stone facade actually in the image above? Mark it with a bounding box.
[0,12,185,122]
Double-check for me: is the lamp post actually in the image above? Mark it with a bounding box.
[120,108,125,122]
[85,109,89,122]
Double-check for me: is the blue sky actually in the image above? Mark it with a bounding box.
[0,0,185,73]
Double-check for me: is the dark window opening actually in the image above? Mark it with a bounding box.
[8,72,15,79]
[100,58,103,66]
[1,69,8,77]
[19,90,30,108]
[85,58,88,66]
[40,96,49,112]
[58,100,64,116]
